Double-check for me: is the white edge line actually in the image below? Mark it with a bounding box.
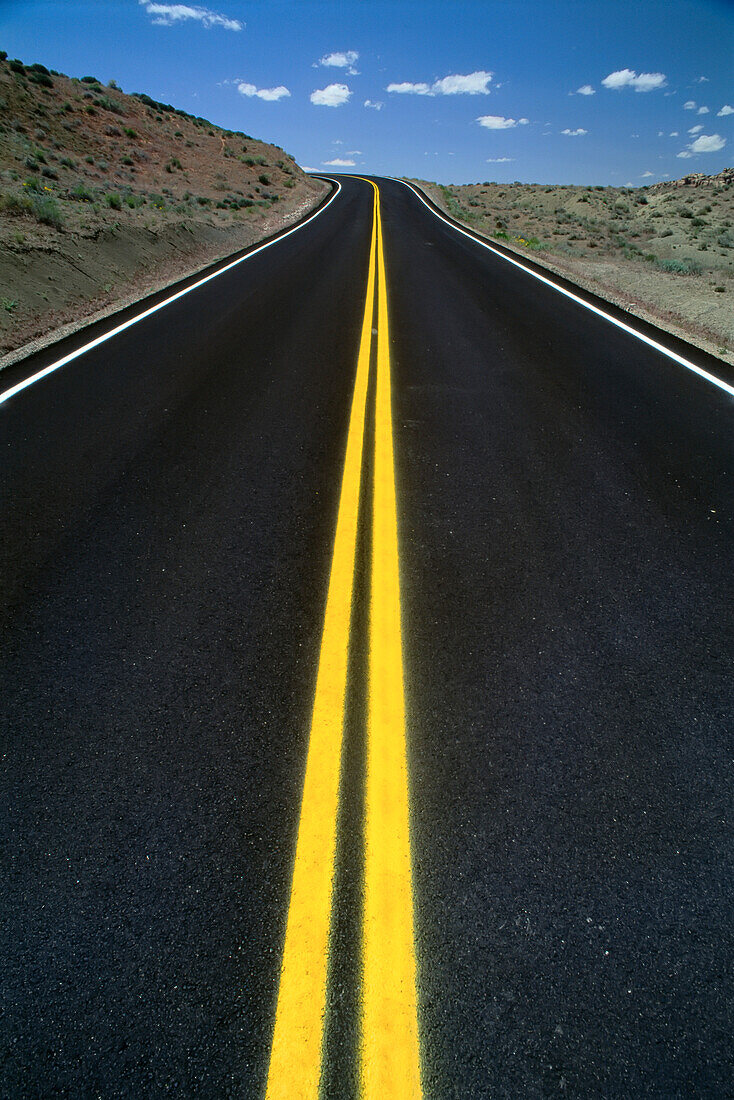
[390,178,734,401]
[0,180,342,407]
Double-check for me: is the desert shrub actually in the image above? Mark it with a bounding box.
[94,95,122,113]
[123,127,137,138]
[31,194,63,228]
[0,193,31,215]
[658,228,673,237]
[41,167,58,179]
[24,158,40,172]
[124,193,144,208]
[71,182,94,201]
[81,75,100,84]
[23,176,41,191]
[678,208,693,218]
[59,156,75,168]
[85,106,96,115]
[105,192,122,209]
[716,231,733,248]
[657,257,701,275]
[121,156,133,165]
[0,50,7,61]
[284,178,295,188]
[196,195,211,205]
[9,59,25,75]
[29,70,53,87]
[258,174,270,185]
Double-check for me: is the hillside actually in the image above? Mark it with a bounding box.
[0,52,328,360]
[415,171,734,363]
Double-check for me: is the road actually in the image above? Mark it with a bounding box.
[2,175,733,1098]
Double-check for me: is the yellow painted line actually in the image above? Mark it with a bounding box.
[265,185,378,1100]
[361,186,423,1097]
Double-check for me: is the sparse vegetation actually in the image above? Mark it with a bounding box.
[418,171,734,363]
[30,194,63,228]
[0,49,326,358]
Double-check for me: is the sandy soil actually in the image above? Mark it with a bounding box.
[414,173,734,365]
[0,55,328,363]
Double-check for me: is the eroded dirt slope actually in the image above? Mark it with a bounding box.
[0,53,327,360]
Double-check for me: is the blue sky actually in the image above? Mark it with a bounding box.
[2,0,732,184]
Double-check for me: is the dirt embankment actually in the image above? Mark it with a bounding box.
[0,54,328,364]
[414,172,734,365]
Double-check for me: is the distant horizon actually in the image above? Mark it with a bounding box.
[2,0,732,186]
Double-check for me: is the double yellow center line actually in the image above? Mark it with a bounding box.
[265,181,422,1099]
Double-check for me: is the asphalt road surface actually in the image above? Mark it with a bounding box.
[2,175,733,1099]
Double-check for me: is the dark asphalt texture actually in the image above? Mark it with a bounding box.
[2,175,733,1098]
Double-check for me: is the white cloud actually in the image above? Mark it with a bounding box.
[323,158,356,166]
[688,124,704,134]
[696,76,709,83]
[237,82,290,101]
[718,104,734,116]
[310,83,351,107]
[346,150,362,155]
[318,50,359,75]
[683,100,697,110]
[487,157,514,162]
[301,166,317,173]
[139,1,242,30]
[387,70,494,96]
[641,170,653,177]
[602,68,666,92]
[677,151,693,158]
[690,133,725,152]
[432,70,493,95]
[364,99,383,110]
[697,106,709,114]
[387,81,432,95]
[561,127,587,136]
[669,131,679,137]
[477,114,528,129]
[575,84,595,95]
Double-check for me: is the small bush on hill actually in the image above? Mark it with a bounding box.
[71,183,94,201]
[31,194,63,228]
[657,257,701,275]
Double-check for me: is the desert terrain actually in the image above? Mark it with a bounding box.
[416,171,734,364]
[0,52,327,362]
